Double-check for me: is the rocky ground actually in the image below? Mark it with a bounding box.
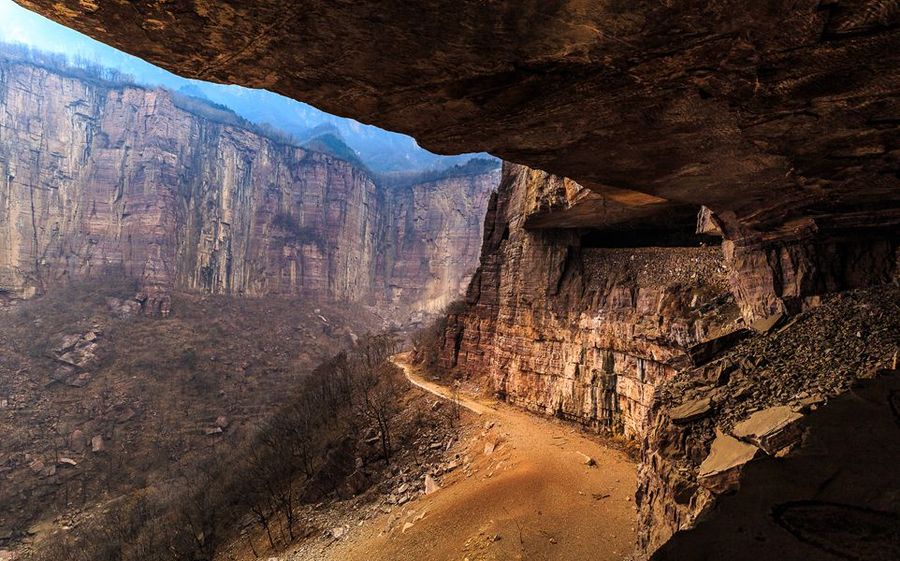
[273,357,638,561]
[655,286,899,436]
[213,379,466,561]
[582,246,728,294]
[638,285,900,554]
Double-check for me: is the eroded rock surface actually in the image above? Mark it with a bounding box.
[651,370,900,561]
[637,287,900,555]
[0,58,498,315]
[14,0,900,246]
[430,163,741,437]
[380,170,499,321]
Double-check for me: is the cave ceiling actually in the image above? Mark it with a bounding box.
[14,0,900,236]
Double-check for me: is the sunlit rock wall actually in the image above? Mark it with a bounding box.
[0,59,497,315]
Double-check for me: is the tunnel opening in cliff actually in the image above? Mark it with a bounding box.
[579,228,722,249]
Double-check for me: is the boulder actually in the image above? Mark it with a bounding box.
[55,334,82,354]
[68,373,91,388]
[791,394,825,414]
[698,431,760,493]
[576,451,597,467]
[670,397,713,424]
[424,474,440,494]
[70,429,85,452]
[50,365,76,385]
[749,312,785,334]
[107,297,142,319]
[340,469,369,498]
[28,458,46,475]
[732,406,804,455]
[57,343,98,369]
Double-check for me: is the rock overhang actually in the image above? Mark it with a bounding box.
[12,0,900,237]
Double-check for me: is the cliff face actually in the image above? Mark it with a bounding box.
[20,0,899,264]
[429,162,899,559]
[434,163,740,437]
[0,60,497,315]
[379,171,499,320]
[638,287,900,559]
[17,2,899,558]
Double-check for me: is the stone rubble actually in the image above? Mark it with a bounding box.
[638,286,900,555]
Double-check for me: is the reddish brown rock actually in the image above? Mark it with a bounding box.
[697,431,760,493]
[637,289,900,557]
[15,0,900,246]
[0,59,498,315]
[732,406,804,455]
[431,163,740,437]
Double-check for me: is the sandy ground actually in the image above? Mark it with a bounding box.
[299,354,638,561]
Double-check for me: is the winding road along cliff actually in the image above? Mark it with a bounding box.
[302,354,637,561]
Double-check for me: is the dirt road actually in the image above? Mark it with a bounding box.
[308,354,638,561]
[392,355,492,416]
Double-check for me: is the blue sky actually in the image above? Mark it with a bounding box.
[0,0,185,86]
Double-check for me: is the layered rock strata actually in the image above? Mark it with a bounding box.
[379,171,499,320]
[433,163,741,437]
[0,59,497,315]
[430,162,899,559]
[18,0,900,248]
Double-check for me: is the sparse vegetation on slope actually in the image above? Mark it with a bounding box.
[0,279,381,551]
[26,335,403,561]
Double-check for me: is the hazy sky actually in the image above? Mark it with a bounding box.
[0,0,201,87]
[0,0,489,170]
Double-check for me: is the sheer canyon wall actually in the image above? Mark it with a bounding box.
[433,164,741,437]
[429,162,898,560]
[5,1,900,558]
[0,59,498,315]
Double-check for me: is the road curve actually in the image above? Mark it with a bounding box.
[390,353,491,416]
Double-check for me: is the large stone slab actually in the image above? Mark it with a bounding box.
[698,431,759,493]
[653,372,900,561]
[670,397,712,424]
[733,406,804,455]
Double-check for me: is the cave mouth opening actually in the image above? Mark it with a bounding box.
[579,228,722,249]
